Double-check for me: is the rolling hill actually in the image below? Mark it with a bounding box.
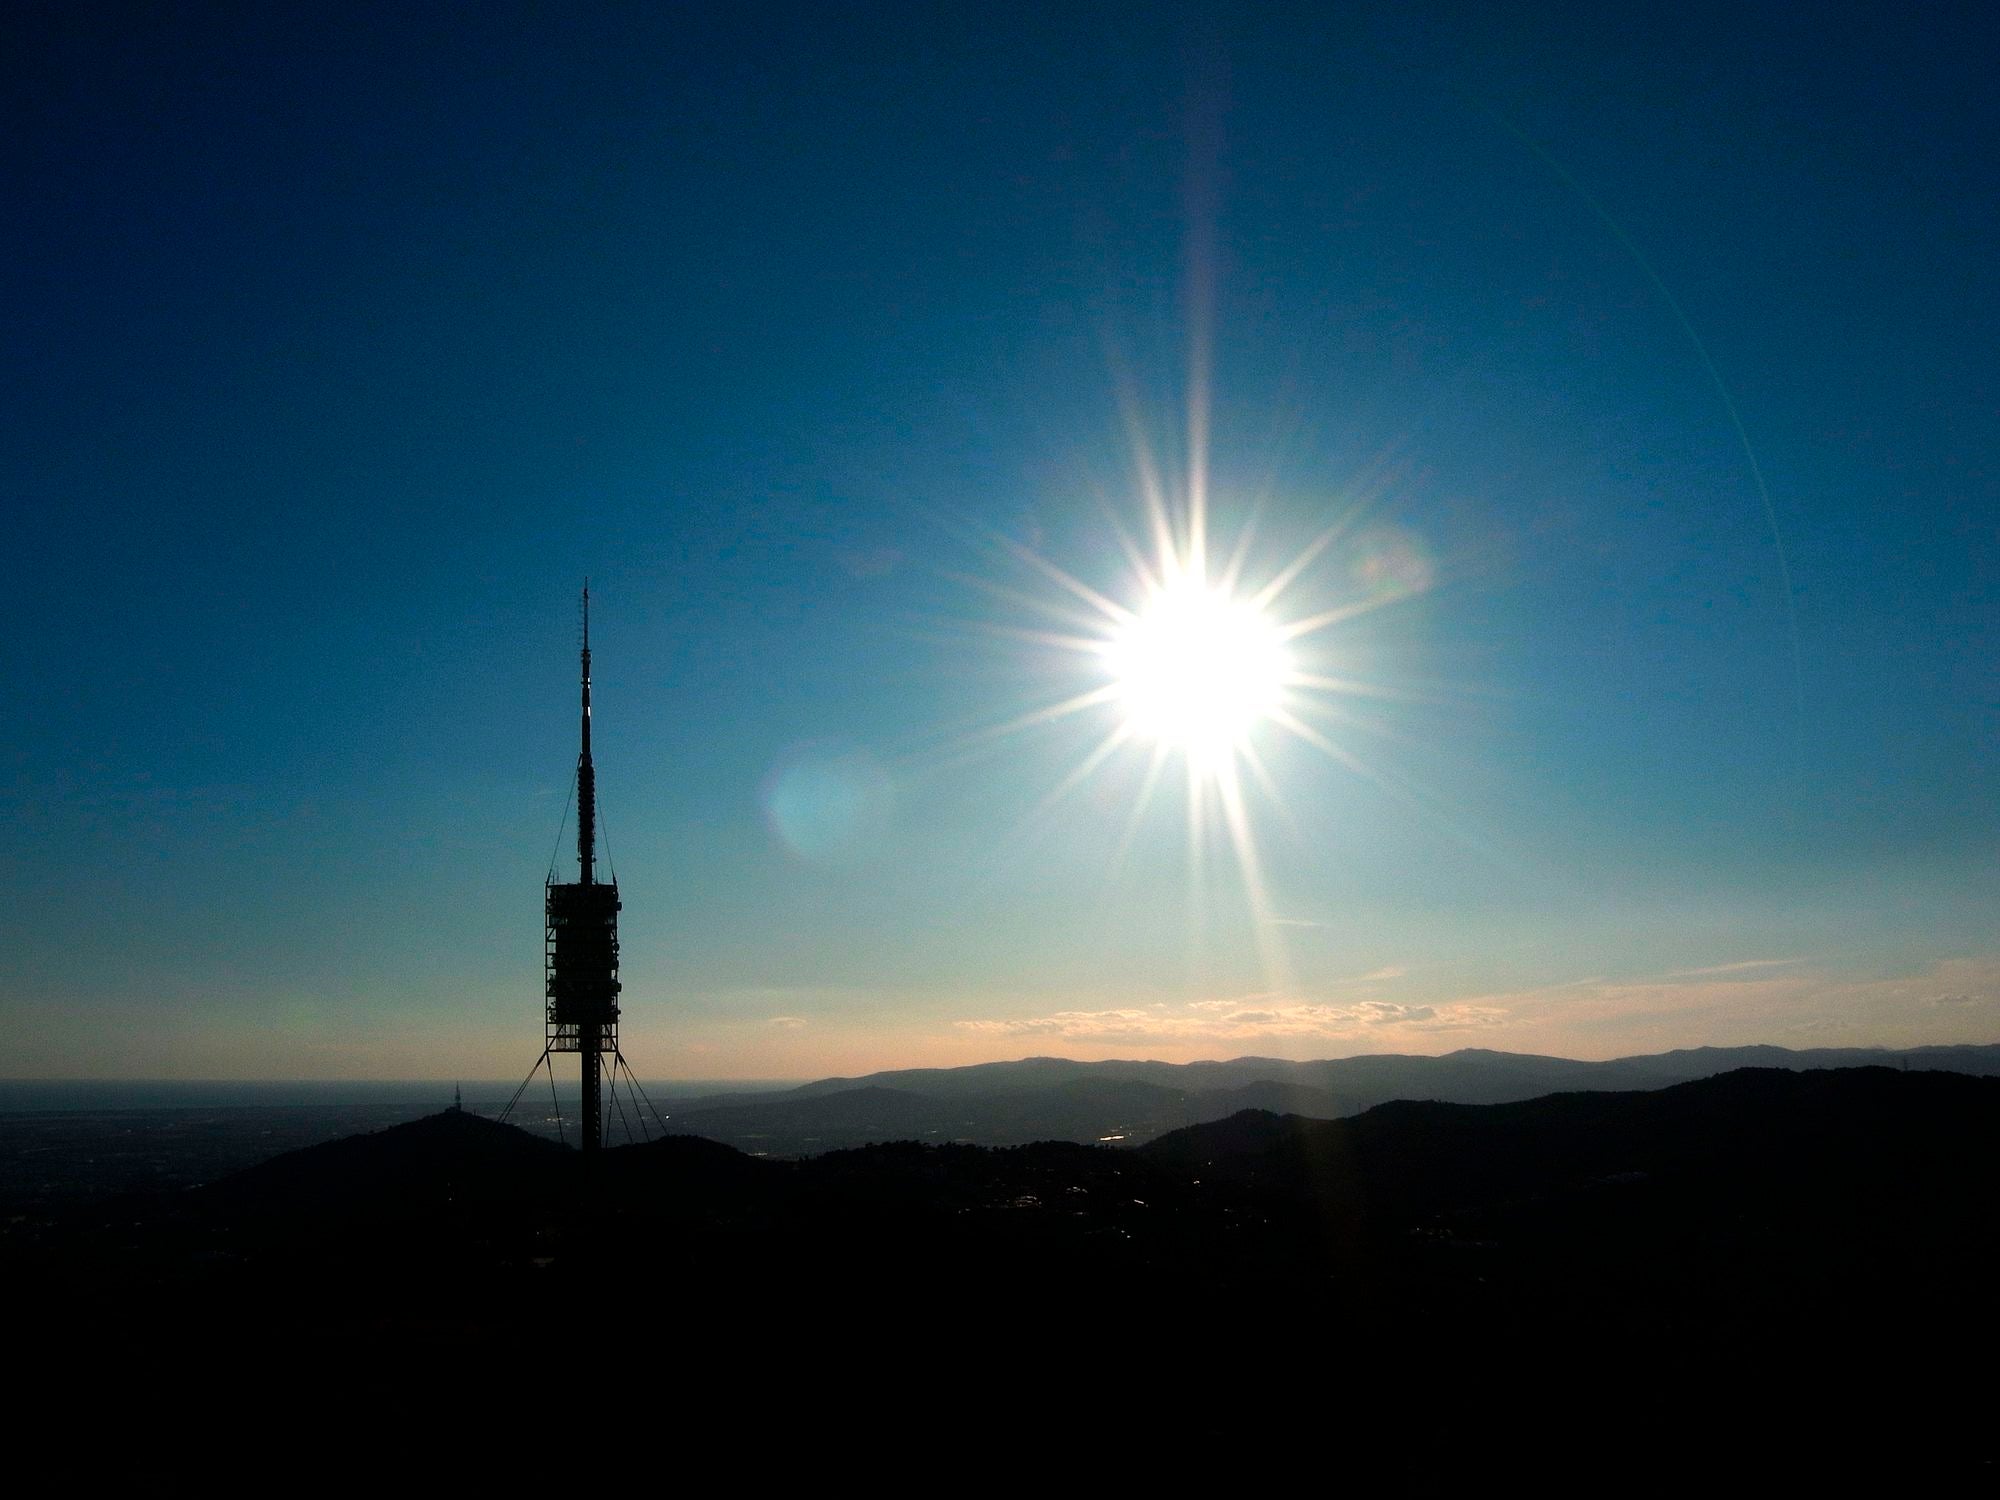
[650,1041,2000,1155]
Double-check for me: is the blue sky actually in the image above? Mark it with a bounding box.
[3,2,1994,1078]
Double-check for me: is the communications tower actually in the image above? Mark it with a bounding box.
[546,584,619,1149]
[500,585,663,1150]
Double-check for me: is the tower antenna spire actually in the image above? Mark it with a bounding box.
[577,580,595,887]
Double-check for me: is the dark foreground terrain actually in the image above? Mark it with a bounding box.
[11,1065,1996,1478]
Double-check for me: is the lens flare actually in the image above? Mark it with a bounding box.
[762,743,893,866]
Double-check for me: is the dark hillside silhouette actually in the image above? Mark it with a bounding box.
[12,1066,1995,1470]
[207,1106,566,1214]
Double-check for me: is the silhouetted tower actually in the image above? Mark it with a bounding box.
[495,588,666,1148]
[545,584,621,1151]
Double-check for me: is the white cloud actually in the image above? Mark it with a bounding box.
[1663,958,1804,979]
[957,998,1508,1044]
[949,957,2000,1056]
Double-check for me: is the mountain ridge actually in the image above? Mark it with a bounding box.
[658,1041,2000,1155]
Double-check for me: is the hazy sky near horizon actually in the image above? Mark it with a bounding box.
[4,2,1994,1079]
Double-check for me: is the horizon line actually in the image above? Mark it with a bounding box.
[6,1037,1996,1089]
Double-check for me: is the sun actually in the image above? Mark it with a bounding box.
[942,362,1440,999]
[947,450,1440,998]
[1104,576,1291,761]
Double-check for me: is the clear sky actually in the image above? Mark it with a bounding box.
[4,2,1994,1079]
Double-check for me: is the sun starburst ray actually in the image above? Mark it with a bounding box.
[1184,760,1209,964]
[1099,496,1164,599]
[1285,671,1436,704]
[1250,510,1364,613]
[1108,740,1173,881]
[1215,508,1261,597]
[1284,694,1416,749]
[1269,703,1508,864]
[1233,736,1288,826]
[948,683,1124,752]
[1276,594,1401,642]
[972,622,1126,656]
[943,569,1121,637]
[1114,382,1182,591]
[944,383,1457,1001]
[1214,754,1291,995]
[1033,722,1135,820]
[1185,393,1209,581]
[992,535,1133,625]
[1268,705,1369,769]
